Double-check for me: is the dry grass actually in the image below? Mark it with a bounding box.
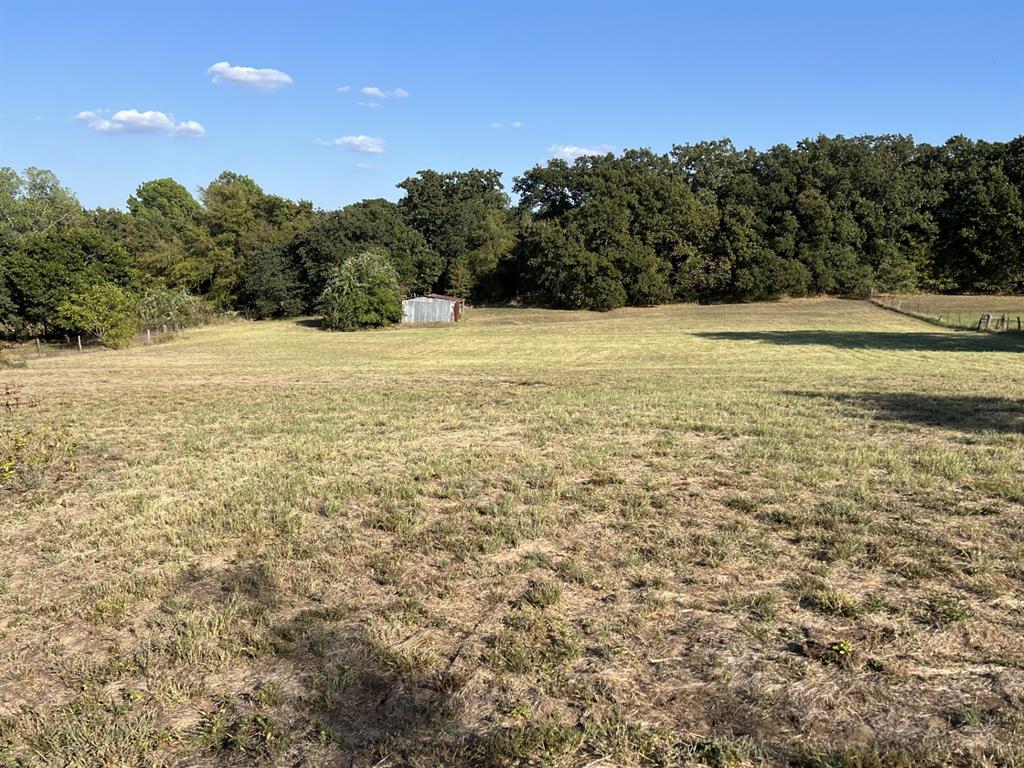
[1,298,1023,767]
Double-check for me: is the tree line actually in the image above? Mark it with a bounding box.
[1,133,1022,342]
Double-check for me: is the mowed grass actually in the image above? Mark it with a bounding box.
[877,294,1024,330]
[1,298,1023,767]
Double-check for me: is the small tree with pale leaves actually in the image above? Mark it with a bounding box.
[317,250,403,331]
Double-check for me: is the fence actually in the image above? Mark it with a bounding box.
[1,325,183,366]
[870,296,1024,334]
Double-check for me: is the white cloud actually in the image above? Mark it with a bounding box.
[336,84,351,93]
[355,163,375,170]
[207,61,293,91]
[510,121,523,129]
[491,120,524,129]
[315,135,385,154]
[75,109,205,139]
[171,120,206,139]
[489,121,504,129]
[357,101,382,108]
[547,143,614,160]
[359,85,409,99]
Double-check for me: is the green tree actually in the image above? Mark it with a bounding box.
[238,244,303,319]
[4,227,132,334]
[398,169,514,298]
[190,173,315,309]
[318,250,403,331]
[515,150,714,307]
[0,167,82,238]
[518,221,627,310]
[288,199,441,305]
[130,177,201,224]
[932,137,1024,292]
[127,178,220,294]
[197,172,264,306]
[57,282,139,348]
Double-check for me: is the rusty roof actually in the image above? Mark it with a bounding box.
[423,293,464,303]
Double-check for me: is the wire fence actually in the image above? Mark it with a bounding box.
[871,296,1024,333]
[1,325,185,366]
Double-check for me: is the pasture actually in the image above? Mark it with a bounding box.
[1,298,1023,767]
[875,294,1024,331]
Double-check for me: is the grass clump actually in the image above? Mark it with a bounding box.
[517,578,563,609]
[489,611,582,674]
[924,594,968,626]
[199,700,289,760]
[796,576,864,617]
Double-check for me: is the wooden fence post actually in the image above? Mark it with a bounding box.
[77,335,82,351]
[147,328,151,344]
[36,338,41,356]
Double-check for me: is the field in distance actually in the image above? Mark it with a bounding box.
[876,293,1024,330]
[1,298,1023,767]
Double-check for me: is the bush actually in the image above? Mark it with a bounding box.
[57,282,139,348]
[137,282,214,329]
[317,250,403,331]
[1,423,76,491]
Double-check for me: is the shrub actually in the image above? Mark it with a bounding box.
[57,282,139,348]
[317,250,403,332]
[1,424,76,491]
[137,282,214,329]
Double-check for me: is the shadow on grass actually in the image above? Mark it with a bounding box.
[273,609,463,758]
[793,391,1024,434]
[695,330,1024,353]
[163,554,956,765]
[174,558,471,764]
[293,317,324,329]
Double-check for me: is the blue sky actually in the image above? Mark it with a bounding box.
[2,0,1022,210]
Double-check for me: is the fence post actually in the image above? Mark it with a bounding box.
[36,338,41,356]
[147,328,152,344]
[77,335,82,351]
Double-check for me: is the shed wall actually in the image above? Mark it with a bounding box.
[402,297,455,323]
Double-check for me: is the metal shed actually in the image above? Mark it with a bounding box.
[401,294,464,324]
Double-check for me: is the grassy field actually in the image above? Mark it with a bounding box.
[875,294,1024,331]
[2,298,1023,767]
